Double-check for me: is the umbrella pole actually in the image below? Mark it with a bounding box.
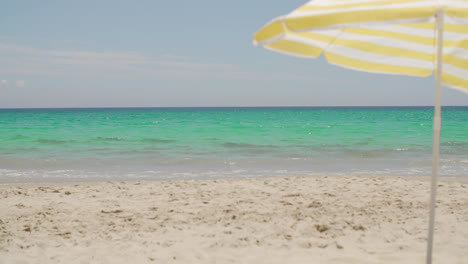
[426,8,444,264]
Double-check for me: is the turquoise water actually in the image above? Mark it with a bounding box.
[0,107,467,182]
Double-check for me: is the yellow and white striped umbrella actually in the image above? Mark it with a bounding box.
[253,2,467,263]
[254,0,468,93]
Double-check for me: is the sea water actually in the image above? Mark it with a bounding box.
[0,107,467,182]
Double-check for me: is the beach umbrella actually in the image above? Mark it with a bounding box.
[253,1,468,263]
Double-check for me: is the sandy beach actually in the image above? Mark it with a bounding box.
[1,175,467,264]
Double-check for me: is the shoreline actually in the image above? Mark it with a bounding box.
[2,173,468,185]
[1,175,467,263]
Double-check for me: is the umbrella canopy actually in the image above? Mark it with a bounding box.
[253,1,468,263]
[254,0,468,92]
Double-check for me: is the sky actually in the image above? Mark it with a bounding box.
[0,0,467,108]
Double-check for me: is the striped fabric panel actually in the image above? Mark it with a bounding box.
[254,0,468,93]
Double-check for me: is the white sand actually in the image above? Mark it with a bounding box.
[1,175,467,264]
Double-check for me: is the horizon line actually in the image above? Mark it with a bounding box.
[1,105,468,110]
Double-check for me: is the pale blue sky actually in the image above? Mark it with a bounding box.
[0,0,466,108]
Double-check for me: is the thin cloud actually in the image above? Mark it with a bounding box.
[0,43,322,81]
[15,80,25,88]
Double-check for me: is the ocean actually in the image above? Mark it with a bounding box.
[0,107,467,182]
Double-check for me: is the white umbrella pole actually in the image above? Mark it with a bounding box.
[426,8,444,264]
